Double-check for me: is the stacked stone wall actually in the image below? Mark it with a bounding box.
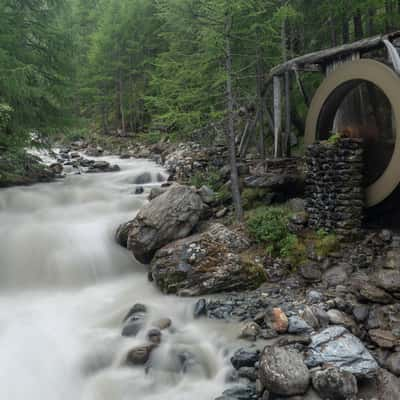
[305,138,364,237]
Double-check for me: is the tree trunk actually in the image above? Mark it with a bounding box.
[118,70,126,135]
[367,8,375,36]
[329,17,338,47]
[353,9,363,40]
[386,0,393,32]
[281,17,291,156]
[255,30,266,161]
[342,18,349,44]
[225,13,243,222]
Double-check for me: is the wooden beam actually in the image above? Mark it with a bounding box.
[273,76,282,158]
[270,31,400,76]
[284,71,291,156]
[292,64,323,72]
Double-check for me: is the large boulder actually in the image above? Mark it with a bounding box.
[311,367,358,400]
[258,346,310,396]
[306,326,379,378]
[150,223,265,296]
[115,220,134,248]
[128,185,204,263]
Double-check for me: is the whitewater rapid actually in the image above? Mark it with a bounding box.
[0,156,234,400]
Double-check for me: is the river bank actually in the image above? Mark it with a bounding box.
[107,138,400,400]
[4,137,400,399]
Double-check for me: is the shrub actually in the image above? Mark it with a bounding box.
[246,206,306,264]
[189,167,223,191]
[241,187,271,210]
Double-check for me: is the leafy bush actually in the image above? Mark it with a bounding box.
[246,206,305,263]
[246,207,340,267]
[242,187,271,210]
[136,131,163,145]
[189,167,223,191]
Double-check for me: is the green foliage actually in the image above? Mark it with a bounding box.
[136,132,164,145]
[327,133,342,145]
[246,206,300,259]
[0,0,74,149]
[313,229,339,257]
[189,168,223,191]
[246,207,339,266]
[242,188,271,210]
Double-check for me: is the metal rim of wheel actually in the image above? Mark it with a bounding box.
[305,59,400,208]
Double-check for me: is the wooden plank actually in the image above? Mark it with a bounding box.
[383,39,400,74]
[284,71,292,156]
[273,76,282,158]
[270,31,400,76]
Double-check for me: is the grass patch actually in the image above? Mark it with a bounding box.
[246,206,339,267]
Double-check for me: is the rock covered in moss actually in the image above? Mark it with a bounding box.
[150,223,265,296]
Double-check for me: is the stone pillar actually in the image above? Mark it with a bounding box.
[305,138,364,238]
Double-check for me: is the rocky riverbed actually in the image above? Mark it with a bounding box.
[8,137,400,399]
[110,139,400,400]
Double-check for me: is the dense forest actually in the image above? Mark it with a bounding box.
[1,0,400,150]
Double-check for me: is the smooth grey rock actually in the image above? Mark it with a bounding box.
[288,316,312,334]
[240,322,261,341]
[128,185,204,263]
[300,264,322,282]
[238,367,257,382]
[326,309,355,329]
[193,299,207,318]
[133,172,152,184]
[123,303,147,322]
[306,326,378,378]
[375,269,400,293]
[353,304,370,322]
[311,367,358,400]
[122,313,146,337]
[153,318,171,330]
[259,346,310,396]
[198,185,215,204]
[147,328,162,344]
[369,329,398,349]
[377,368,400,400]
[231,349,259,370]
[323,263,352,287]
[115,220,134,248]
[385,352,400,376]
[307,290,324,304]
[126,344,156,365]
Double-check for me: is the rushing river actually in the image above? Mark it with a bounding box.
[0,156,234,400]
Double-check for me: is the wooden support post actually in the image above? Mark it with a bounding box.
[284,70,292,157]
[273,76,282,158]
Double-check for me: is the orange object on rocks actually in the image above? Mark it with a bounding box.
[272,307,288,334]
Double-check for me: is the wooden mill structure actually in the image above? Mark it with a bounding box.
[262,31,400,208]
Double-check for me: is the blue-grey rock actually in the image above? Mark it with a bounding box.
[193,298,207,318]
[231,349,259,370]
[288,316,312,334]
[306,326,378,378]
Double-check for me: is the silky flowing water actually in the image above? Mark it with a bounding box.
[0,156,235,400]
